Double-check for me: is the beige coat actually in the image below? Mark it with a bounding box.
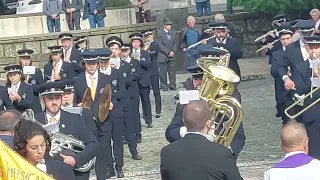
[130,0,150,12]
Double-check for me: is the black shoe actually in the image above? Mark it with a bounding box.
[169,87,177,91]
[156,114,161,118]
[275,113,281,117]
[147,123,153,128]
[116,167,124,178]
[106,168,115,179]
[132,152,142,160]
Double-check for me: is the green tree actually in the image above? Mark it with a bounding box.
[107,0,131,7]
[233,0,320,19]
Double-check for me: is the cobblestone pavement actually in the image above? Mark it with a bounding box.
[89,77,284,179]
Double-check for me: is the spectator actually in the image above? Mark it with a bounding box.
[180,15,203,66]
[43,0,62,33]
[310,9,320,36]
[195,0,211,17]
[264,122,320,180]
[214,13,237,38]
[0,110,21,148]
[62,0,83,30]
[82,0,106,28]
[130,0,152,23]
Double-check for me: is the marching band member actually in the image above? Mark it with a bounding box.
[61,79,77,109]
[34,81,99,180]
[206,22,243,78]
[165,47,245,158]
[13,120,76,180]
[5,65,34,113]
[74,36,88,52]
[59,33,83,75]
[270,25,295,123]
[17,49,45,114]
[142,29,162,118]
[120,43,143,144]
[277,20,315,122]
[129,32,153,129]
[44,45,75,82]
[290,35,320,160]
[72,50,114,180]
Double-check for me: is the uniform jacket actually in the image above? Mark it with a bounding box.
[278,40,304,78]
[44,60,75,82]
[160,133,243,180]
[156,29,179,63]
[271,48,285,78]
[63,47,84,76]
[126,58,142,98]
[147,41,160,76]
[131,49,152,87]
[73,71,110,104]
[35,110,99,168]
[119,60,134,110]
[83,0,106,20]
[165,77,245,158]
[61,0,83,20]
[0,85,14,111]
[107,68,126,118]
[207,37,243,77]
[179,25,203,49]
[6,82,34,113]
[26,68,45,114]
[45,158,76,180]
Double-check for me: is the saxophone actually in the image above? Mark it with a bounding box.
[21,109,94,172]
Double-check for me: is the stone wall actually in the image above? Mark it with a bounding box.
[0,23,156,78]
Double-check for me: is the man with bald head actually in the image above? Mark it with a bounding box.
[161,100,243,180]
[264,122,320,180]
[214,13,236,38]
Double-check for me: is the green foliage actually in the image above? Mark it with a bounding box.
[107,0,131,7]
[233,0,320,18]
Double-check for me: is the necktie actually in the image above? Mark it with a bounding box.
[25,75,29,83]
[49,117,56,123]
[54,62,59,76]
[90,76,96,100]
[65,50,71,61]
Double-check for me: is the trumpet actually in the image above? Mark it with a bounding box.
[255,39,280,53]
[254,29,277,43]
[187,35,216,49]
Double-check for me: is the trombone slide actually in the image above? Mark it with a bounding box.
[254,29,277,43]
[255,39,280,53]
[187,35,216,49]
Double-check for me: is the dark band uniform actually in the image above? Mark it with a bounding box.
[270,25,295,123]
[59,33,84,75]
[44,158,76,180]
[121,43,144,143]
[4,65,34,113]
[72,50,115,180]
[97,48,126,178]
[207,22,243,77]
[44,45,75,81]
[17,49,45,113]
[142,30,162,117]
[0,85,14,111]
[74,36,88,52]
[277,20,316,122]
[291,35,320,160]
[34,82,99,180]
[165,48,245,158]
[129,33,153,128]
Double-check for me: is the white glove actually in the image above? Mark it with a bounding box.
[179,126,187,138]
[228,146,233,154]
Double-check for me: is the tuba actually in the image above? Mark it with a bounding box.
[196,56,244,147]
[21,109,94,172]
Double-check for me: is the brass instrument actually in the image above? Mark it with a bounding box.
[21,109,94,172]
[196,57,244,147]
[254,29,277,43]
[255,39,280,53]
[187,35,216,49]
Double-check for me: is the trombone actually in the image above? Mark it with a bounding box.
[255,39,280,53]
[254,29,277,43]
[187,35,216,49]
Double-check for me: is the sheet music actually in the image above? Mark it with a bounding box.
[23,66,36,75]
[42,122,59,133]
[63,107,83,115]
[179,90,200,105]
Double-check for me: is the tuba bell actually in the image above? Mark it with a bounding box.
[21,109,94,172]
[196,58,244,147]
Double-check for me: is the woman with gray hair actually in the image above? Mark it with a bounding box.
[310,9,320,36]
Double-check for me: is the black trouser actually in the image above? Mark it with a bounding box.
[158,59,176,90]
[135,10,152,23]
[304,120,320,160]
[95,128,113,180]
[274,76,286,118]
[66,14,81,30]
[138,84,152,125]
[131,96,142,138]
[151,74,161,114]
[111,116,124,168]
[74,171,90,180]
[123,100,138,153]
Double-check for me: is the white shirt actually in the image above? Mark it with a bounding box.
[85,71,98,90]
[216,37,227,44]
[63,48,72,59]
[125,56,131,63]
[109,57,121,69]
[100,66,112,75]
[315,19,320,30]
[132,47,141,54]
[264,151,320,180]
[36,159,47,173]
[51,59,63,77]
[46,110,61,124]
[61,103,73,109]
[8,81,21,94]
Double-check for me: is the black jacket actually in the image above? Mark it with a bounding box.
[82,0,106,21]
[161,133,243,180]
[46,158,76,180]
